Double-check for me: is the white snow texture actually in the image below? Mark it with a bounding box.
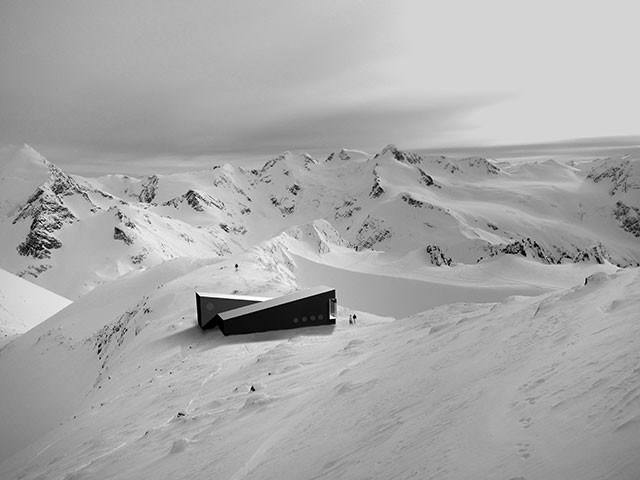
[0,144,639,479]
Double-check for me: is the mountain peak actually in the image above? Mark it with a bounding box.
[376,144,424,165]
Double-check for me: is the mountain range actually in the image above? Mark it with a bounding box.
[0,143,639,479]
[1,143,638,302]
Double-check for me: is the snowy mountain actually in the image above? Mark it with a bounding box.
[0,248,637,479]
[1,143,639,478]
[1,144,639,300]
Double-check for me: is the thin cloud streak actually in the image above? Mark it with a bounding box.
[1,1,639,171]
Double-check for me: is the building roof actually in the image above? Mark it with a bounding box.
[217,285,335,322]
[195,292,271,302]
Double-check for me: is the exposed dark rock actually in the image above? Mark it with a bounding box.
[356,216,392,250]
[425,245,452,266]
[288,184,301,196]
[139,175,159,203]
[370,167,385,198]
[417,167,436,187]
[17,231,62,258]
[572,243,612,264]
[613,201,640,237]
[163,190,225,212]
[130,251,147,264]
[587,158,639,195]
[377,144,424,165]
[13,187,77,259]
[334,198,362,220]
[401,194,424,208]
[18,264,52,278]
[114,227,135,245]
[270,196,295,216]
[480,238,554,263]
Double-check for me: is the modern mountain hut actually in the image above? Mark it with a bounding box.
[195,286,337,335]
[195,292,271,329]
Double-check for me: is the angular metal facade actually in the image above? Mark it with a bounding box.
[195,292,270,329]
[197,286,336,335]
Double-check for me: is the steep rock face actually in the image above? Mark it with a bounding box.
[425,245,452,266]
[13,187,78,259]
[138,175,159,203]
[257,152,318,181]
[333,198,362,221]
[613,201,640,237]
[369,167,385,198]
[355,215,392,250]
[571,243,613,265]
[587,157,640,196]
[475,238,616,266]
[111,208,137,246]
[416,167,436,187]
[163,190,225,212]
[376,144,424,165]
[10,158,96,260]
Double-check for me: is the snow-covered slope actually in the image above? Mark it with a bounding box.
[0,248,637,479]
[1,142,639,479]
[0,267,71,340]
[1,145,639,300]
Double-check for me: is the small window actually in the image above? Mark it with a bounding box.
[293,317,299,324]
[302,316,308,322]
[318,314,324,320]
[310,315,316,321]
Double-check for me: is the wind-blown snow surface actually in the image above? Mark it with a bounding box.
[0,267,71,341]
[1,143,640,478]
[0,254,638,479]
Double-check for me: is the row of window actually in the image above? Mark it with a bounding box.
[292,313,324,324]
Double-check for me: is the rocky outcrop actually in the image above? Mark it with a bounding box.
[571,243,612,264]
[13,187,77,259]
[425,245,452,266]
[270,195,296,216]
[479,238,555,263]
[476,238,617,266]
[138,175,159,203]
[587,157,639,196]
[401,194,424,208]
[163,190,225,212]
[416,167,436,187]
[613,201,640,237]
[334,198,362,221]
[355,216,392,250]
[113,226,135,246]
[370,167,385,198]
[377,144,424,165]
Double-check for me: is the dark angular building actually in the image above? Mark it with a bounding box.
[196,286,337,335]
[195,292,270,329]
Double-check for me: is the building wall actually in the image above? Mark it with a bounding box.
[196,294,265,329]
[219,291,336,335]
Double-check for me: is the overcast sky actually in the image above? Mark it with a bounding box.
[1,0,639,173]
